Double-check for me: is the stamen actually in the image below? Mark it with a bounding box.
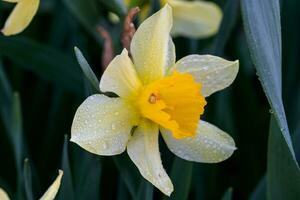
[148,93,157,104]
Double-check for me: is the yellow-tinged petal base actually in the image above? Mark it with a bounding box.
[137,71,206,139]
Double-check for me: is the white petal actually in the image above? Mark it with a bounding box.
[0,188,10,200]
[1,0,40,36]
[39,170,63,200]
[71,94,139,155]
[169,0,222,38]
[165,37,176,74]
[161,120,236,163]
[172,55,239,97]
[130,5,173,84]
[127,120,173,196]
[100,49,142,98]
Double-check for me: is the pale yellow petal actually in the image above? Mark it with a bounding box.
[171,55,239,97]
[100,49,142,98]
[39,170,63,200]
[1,0,40,36]
[130,5,173,84]
[127,120,173,196]
[0,188,10,200]
[168,0,222,38]
[161,120,236,163]
[165,37,176,74]
[71,94,139,155]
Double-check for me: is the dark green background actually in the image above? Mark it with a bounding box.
[0,0,299,199]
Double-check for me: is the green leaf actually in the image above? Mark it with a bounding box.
[212,0,239,55]
[62,0,103,43]
[0,36,84,96]
[98,0,127,16]
[241,0,294,154]
[250,176,266,200]
[113,154,140,198]
[73,153,102,199]
[23,159,33,200]
[11,93,24,167]
[116,177,130,200]
[0,63,12,136]
[164,157,193,200]
[221,188,233,200]
[74,47,100,92]
[242,1,300,198]
[136,179,153,200]
[57,136,74,200]
[267,116,300,199]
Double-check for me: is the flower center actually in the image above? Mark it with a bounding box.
[137,71,207,139]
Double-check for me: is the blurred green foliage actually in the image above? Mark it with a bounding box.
[0,0,299,199]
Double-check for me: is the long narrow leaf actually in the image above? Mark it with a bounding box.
[267,116,300,199]
[113,154,140,198]
[57,136,74,200]
[0,36,84,96]
[221,188,233,200]
[74,47,100,92]
[23,159,33,200]
[241,0,294,154]
[164,157,193,200]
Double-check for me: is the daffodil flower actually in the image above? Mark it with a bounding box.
[71,5,238,196]
[0,170,63,200]
[125,0,222,38]
[1,0,40,36]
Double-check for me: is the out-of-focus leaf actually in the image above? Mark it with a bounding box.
[267,116,300,199]
[212,0,239,55]
[0,68,22,162]
[74,155,101,199]
[241,0,294,155]
[10,93,23,172]
[164,157,193,200]
[0,63,12,139]
[0,61,12,106]
[74,47,100,92]
[0,36,84,96]
[98,0,126,16]
[62,0,102,43]
[250,176,266,200]
[221,188,233,200]
[56,136,74,200]
[113,154,140,198]
[0,64,25,198]
[136,179,153,200]
[116,177,130,200]
[23,159,33,200]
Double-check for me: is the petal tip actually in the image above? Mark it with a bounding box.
[58,169,64,176]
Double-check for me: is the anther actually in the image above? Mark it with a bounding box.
[148,93,157,104]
